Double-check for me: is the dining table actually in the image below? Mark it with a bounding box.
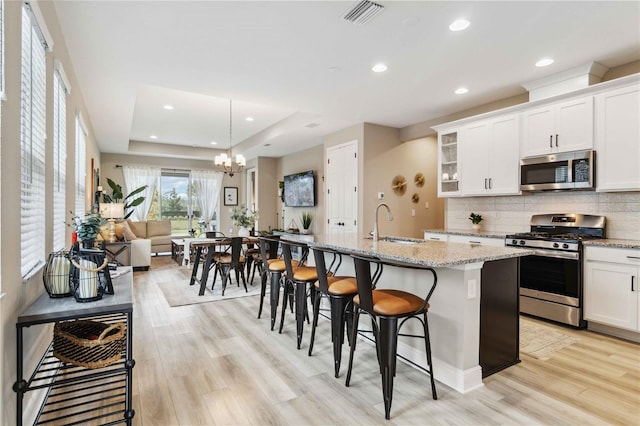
[188,237,259,296]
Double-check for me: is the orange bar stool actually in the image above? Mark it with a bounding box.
[280,240,317,349]
[346,254,438,420]
[309,247,358,378]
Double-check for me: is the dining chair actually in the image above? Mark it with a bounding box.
[309,247,358,378]
[213,237,246,295]
[346,253,438,420]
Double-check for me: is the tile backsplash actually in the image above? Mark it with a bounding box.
[446,191,640,240]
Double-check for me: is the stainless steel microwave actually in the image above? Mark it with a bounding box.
[520,150,595,191]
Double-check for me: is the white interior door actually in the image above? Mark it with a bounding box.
[327,141,358,234]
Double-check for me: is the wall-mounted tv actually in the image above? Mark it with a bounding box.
[284,170,315,207]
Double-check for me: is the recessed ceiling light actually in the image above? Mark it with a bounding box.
[372,63,388,73]
[264,143,271,147]
[455,87,469,95]
[245,117,254,122]
[150,135,158,139]
[210,141,217,145]
[535,58,554,67]
[163,105,174,110]
[449,19,470,31]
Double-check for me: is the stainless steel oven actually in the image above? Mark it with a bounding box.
[506,214,606,328]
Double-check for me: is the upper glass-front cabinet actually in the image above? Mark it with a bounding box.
[438,130,460,196]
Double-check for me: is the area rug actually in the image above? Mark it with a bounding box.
[520,320,579,360]
[156,278,263,307]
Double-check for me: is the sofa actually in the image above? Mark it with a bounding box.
[97,219,189,271]
[129,220,190,255]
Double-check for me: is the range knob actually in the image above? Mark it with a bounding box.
[511,239,518,245]
[562,243,569,249]
[553,242,559,248]
[519,240,525,246]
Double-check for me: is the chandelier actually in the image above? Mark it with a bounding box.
[214,99,246,177]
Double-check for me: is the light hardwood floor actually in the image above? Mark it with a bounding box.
[129,256,639,425]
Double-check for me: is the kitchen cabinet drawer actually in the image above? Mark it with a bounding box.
[584,246,640,264]
[448,235,505,247]
[424,232,448,242]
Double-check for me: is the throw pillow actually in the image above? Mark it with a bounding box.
[115,220,137,241]
[98,224,111,241]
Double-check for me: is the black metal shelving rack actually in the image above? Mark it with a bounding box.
[14,270,135,425]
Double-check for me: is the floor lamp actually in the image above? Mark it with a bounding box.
[99,203,125,242]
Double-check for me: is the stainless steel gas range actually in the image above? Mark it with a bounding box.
[505,213,606,328]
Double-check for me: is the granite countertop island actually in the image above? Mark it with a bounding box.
[582,239,640,249]
[307,233,530,268]
[303,233,533,394]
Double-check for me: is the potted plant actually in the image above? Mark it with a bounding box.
[469,213,483,231]
[102,178,147,219]
[301,212,312,234]
[231,205,259,237]
[70,210,105,248]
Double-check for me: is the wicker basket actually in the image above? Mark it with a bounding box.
[53,320,126,369]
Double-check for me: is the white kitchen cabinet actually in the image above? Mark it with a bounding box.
[521,96,593,157]
[423,232,448,242]
[595,83,640,191]
[584,246,640,331]
[461,114,520,196]
[448,234,505,247]
[437,129,461,197]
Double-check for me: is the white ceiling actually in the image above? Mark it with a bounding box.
[52,1,640,161]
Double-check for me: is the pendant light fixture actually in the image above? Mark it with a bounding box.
[214,99,246,177]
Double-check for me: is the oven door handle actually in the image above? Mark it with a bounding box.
[530,249,579,260]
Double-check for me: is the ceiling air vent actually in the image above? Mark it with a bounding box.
[342,1,384,25]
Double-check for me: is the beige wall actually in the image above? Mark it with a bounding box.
[318,122,444,238]
[1,2,100,423]
[255,157,278,232]
[277,145,325,233]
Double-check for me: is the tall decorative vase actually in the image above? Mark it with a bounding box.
[238,227,250,237]
[472,224,481,232]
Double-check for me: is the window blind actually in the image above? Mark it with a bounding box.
[21,4,47,278]
[53,71,68,250]
[75,114,86,217]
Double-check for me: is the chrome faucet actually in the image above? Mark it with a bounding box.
[373,202,393,243]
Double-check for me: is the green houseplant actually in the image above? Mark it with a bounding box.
[102,178,147,219]
[70,210,105,247]
[469,213,483,231]
[231,205,258,236]
[301,212,312,234]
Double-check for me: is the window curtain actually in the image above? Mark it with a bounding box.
[192,170,223,230]
[122,166,160,221]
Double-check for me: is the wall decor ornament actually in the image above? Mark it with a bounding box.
[224,187,238,206]
[411,193,420,203]
[414,172,425,187]
[391,175,407,195]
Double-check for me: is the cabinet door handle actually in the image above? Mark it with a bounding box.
[484,178,488,189]
[469,241,482,245]
[549,135,553,148]
[429,237,440,241]
[632,276,636,292]
[489,178,492,189]
[555,134,559,147]
[626,256,640,260]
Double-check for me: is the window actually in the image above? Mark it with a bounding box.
[52,64,69,250]
[20,3,48,278]
[75,114,86,217]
